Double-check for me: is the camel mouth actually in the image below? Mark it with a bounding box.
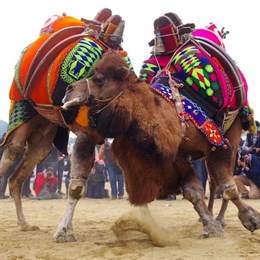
[62,97,81,109]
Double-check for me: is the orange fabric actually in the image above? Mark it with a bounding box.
[31,42,76,104]
[9,34,49,101]
[75,106,89,127]
[9,16,84,103]
[47,16,84,33]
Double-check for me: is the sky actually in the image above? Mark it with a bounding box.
[1,0,259,124]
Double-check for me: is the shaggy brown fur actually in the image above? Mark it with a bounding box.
[62,52,260,239]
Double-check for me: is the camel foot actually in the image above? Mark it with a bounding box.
[199,220,223,238]
[215,217,226,228]
[238,206,260,232]
[20,225,40,231]
[53,227,77,243]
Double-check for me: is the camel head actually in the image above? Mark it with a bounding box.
[62,52,131,109]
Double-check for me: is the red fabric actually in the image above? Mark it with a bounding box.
[159,24,179,53]
[34,172,59,195]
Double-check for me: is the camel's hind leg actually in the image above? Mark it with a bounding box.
[180,164,223,238]
[0,125,29,180]
[206,146,260,232]
[207,175,228,227]
[4,117,57,230]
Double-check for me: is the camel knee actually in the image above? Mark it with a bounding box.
[68,178,86,199]
[6,142,24,161]
[222,182,239,200]
[183,185,204,203]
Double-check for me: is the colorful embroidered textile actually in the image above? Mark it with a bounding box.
[11,36,105,106]
[151,76,225,146]
[0,100,37,146]
[172,43,229,109]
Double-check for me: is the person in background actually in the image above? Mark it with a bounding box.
[191,158,208,199]
[242,120,260,159]
[98,139,125,199]
[56,151,66,195]
[64,154,71,198]
[33,167,62,200]
[36,145,59,177]
[22,172,33,198]
[234,150,260,199]
[86,154,107,199]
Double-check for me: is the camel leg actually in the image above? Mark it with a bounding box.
[54,132,97,243]
[207,147,260,232]
[207,174,228,227]
[8,121,57,230]
[222,182,260,231]
[182,174,223,238]
[207,176,216,216]
[0,126,28,179]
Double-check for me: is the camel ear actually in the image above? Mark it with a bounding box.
[115,66,130,80]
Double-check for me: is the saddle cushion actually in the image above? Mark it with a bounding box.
[9,15,85,103]
[172,42,230,110]
[10,37,105,105]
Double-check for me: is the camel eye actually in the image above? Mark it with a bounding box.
[93,74,104,87]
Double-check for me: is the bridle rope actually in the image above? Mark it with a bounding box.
[85,77,123,114]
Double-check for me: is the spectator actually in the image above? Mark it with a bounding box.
[22,172,33,198]
[33,167,62,200]
[64,154,71,198]
[36,145,59,177]
[234,150,260,199]
[56,151,66,195]
[86,157,107,199]
[98,139,125,199]
[191,158,208,198]
[242,120,260,159]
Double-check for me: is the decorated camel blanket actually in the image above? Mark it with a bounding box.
[2,15,105,148]
[140,33,251,145]
[2,14,134,149]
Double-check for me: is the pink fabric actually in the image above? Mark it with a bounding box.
[193,22,225,49]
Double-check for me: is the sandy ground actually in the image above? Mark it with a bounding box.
[0,189,260,260]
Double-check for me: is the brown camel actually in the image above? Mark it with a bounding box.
[0,9,129,232]
[60,52,260,246]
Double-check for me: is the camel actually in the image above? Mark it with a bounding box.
[0,9,130,231]
[60,52,260,246]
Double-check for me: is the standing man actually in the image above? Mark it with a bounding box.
[98,139,125,199]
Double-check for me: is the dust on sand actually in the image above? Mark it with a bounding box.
[0,196,260,260]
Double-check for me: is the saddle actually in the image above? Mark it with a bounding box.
[171,37,247,133]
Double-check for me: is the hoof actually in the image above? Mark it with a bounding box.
[20,225,40,231]
[215,217,226,228]
[200,222,223,238]
[53,228,77,243]
[238,206,260,232]
[66,234,77,242]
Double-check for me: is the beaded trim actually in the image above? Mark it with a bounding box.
[150,79,225,146]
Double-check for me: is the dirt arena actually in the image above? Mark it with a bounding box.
[0,191,260,260]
